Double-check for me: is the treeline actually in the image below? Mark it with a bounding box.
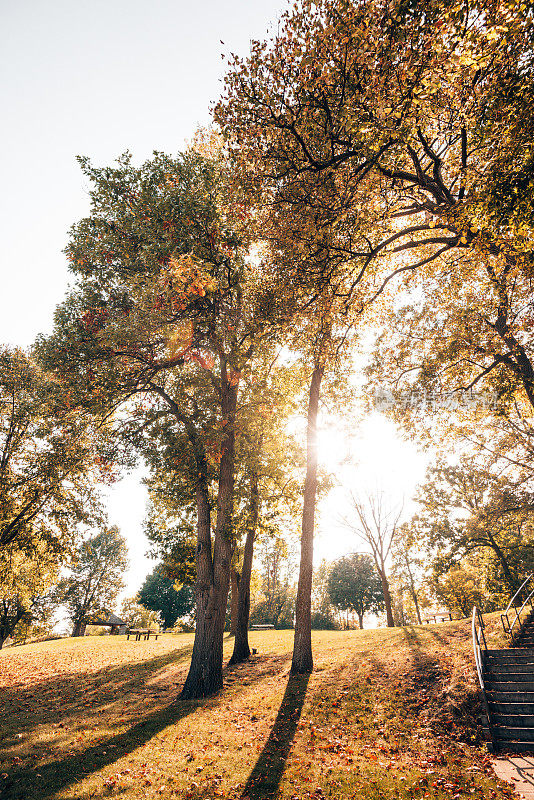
[1,0,533,700]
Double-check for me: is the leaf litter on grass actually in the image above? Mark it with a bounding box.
[0,619,520,800]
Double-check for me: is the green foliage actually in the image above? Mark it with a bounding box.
[119,596,160,629]
[430,564,485,618]
[137,568,194,629]
[249,586,295,629]
[327,554,384,628]
[56,526,128,635]
[0,347,104,558]
[414,458,534,593]
[0,541,59,647]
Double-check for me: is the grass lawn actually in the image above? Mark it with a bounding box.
[0,616,517,800]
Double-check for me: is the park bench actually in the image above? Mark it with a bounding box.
[127,628,160,641]
[422,613,452,624]
[250,623,275,631]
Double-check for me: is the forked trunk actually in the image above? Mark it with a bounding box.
[181,381,238,699]
[230,468,259,665]
[291,363,323,674]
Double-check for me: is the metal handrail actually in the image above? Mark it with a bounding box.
[472,606,495,749]
[501,574,534,639]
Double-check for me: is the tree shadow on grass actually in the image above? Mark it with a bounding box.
[241,673,310,800]
[1,653,291,800]
[1,693,197,800]
[0,645,193,733]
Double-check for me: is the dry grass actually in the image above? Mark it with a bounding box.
[0,615,517,800]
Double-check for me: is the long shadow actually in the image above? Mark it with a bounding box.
[1,654,290,800]
[0,645,193,744]
[1,694,196,800]
[241,673,310,800]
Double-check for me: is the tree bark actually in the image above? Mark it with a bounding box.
[230,568,240,635]
[72,619,86,637]
[291,363,324,674]
[181,381,238,699]
[485,536,517,590]
[358,612,364,629]
[230,468,259,665]
[404,554,422,625]
[378,562,395,627]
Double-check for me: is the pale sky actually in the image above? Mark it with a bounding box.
[1,0,426,600]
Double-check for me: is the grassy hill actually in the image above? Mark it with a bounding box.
[0,617,517,800]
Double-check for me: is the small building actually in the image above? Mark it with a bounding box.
[87,612,127,635]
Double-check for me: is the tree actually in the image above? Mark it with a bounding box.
[391,523,427,626]
[414,458,534,592]
[37,146,285,697]
[0,540,59,648]
[119,596,160,629]
[341,491,402,627]
[310,559,337,630]
[216,0,534,671]
[431,564,485,619]
[137,569,194,629]
[57,527,128,636]
[217,0,534,373]
[327,553,384,629]
[250,534,297,629]
[0,347,103,557]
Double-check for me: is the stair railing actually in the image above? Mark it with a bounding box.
[472,606,495,749]
[501,574,534,640]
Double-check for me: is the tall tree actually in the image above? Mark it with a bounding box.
[38,147,282,697]
[57,526,128,636]
[391,523,427,626]
[217,0,533,317]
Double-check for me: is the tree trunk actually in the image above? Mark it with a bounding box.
[486,536,517,590]
[230,568,240,635]
[181,381,238,699]
[404,555,422,625]
[291,363,324,674]
[379,562,395,627]
[358,612,364,629]
[72,619,86,637]
[230,468,259,665]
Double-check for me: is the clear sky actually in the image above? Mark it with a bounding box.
[1,0,426,600]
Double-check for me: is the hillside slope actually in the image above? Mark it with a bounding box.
[0,618,517,800]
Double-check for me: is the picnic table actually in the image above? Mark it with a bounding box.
[250,623,274,631]
[127,628,160,641]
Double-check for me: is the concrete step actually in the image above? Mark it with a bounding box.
[494,741,534,753]
[496,727,534,742]
[487,691,534,702]
[490,647,534,659]
[489,702,534,714]
[492,714,534,727]
[486,681,534,691]
[489,654,534,661]
[487,663,534,673]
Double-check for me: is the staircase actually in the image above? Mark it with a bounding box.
[474,580,534,753]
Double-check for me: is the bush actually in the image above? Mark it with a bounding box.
[310,611,339,630]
